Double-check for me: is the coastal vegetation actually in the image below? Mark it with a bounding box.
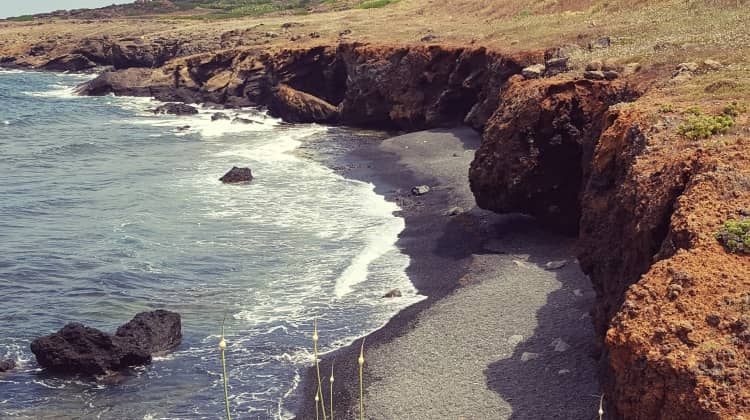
[716,218,750,254]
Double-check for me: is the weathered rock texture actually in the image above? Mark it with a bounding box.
[220,166,253,183]
[76,44,534,130]
[30,310,181,375]
[470,79,750,418]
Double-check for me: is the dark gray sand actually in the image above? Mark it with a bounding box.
[297,128,603,420]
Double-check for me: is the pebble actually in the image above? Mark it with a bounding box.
[545,260,568,270]
[520,352,540,362]
[507,335,524,347]
[411,185,430,196]
[573,289,583,297]
[551,338,570,352]
[558,369,571,375]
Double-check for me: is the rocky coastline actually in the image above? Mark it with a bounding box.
[3,33,749,419]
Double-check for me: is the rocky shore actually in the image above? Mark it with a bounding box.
[3,27,749,418]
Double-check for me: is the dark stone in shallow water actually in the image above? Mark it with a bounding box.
[115,310,181,354]
[30,310,181,376]
[152,103,198,116]
[220,166,253,183]
[0,359,15,373]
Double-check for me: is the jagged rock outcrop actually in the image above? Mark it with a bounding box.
[470,76,638,232]
[41,54,97,72]
[77,44,533,130]
[30,310,181,375]
[470,74,750,418]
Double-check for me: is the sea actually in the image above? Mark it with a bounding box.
[0,69,422,419]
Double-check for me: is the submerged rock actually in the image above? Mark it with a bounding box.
[152,103,198,116]
[211,112,230,121]
[383,289,402,298]
[0,359,15,373]
[220,166,253,183]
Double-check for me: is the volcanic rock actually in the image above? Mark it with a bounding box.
[383,289,402,298]
[42,54,97,72]
[152,103,198,116]
[522,64,546,79]
[115,310,181,354]
[220,167,253,183]
[0,359,15,373]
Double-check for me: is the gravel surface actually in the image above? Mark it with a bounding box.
[297,128,604,419]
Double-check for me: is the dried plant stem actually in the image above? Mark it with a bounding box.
[313,318,328,420]
[220,315,232,420]
[329,361,335,420]
[599,394,605,420]
[358,338,365,420]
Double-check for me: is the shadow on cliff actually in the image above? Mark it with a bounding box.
[480,215,607,420]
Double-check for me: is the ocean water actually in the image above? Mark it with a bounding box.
[0,70,421,419]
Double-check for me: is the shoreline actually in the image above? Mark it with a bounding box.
[297,127,604,419]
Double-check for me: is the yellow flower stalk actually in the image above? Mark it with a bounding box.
[329,361,335,420]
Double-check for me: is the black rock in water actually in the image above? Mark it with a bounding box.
[211,112,230,121]
[0,359,15,373]
[220,167,253,183]
[30,310,181,376]
[115,310,181,354]
[152,103,198,116]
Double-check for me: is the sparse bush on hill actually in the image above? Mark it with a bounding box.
[716,218,750,254]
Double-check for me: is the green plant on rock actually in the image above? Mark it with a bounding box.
[659,104,675,113]
[715,218,750,254]
[678,114,735,139]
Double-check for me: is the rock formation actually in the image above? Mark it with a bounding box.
[30,310,181,376]
[220,167,253,183]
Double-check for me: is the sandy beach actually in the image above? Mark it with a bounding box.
[297,128,604,419]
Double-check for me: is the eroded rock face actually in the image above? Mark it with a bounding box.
[41,54,97,72]
[77,44,532,130]
[30,310,181,376]
[470,76,637,233]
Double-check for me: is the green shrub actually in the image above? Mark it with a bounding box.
[715,218,750,254]
[358,0,398,9]
[723,101,747,118]
[7,15,33,22]
[678,114,735,139]
[659,104,675,113]
[684,106,703,116]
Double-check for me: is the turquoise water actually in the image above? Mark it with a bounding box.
[0,70,421,419]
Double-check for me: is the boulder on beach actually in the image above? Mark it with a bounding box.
[412,185,431,196]
[0,359,15,373]
[220,166,254,183]
[152,103,198,116]
[30,310,181,376]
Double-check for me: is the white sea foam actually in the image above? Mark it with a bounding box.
[2,120,9,125]
[23,84,81,99]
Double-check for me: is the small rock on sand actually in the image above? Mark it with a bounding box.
[507,335,524,347]
[446,206,464,216]
[573,289,584,297]
[521,352,540,362]
[545,260,568,270]
[411,185,431,196]
[558,369,571,375]
[551,338,570,352]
